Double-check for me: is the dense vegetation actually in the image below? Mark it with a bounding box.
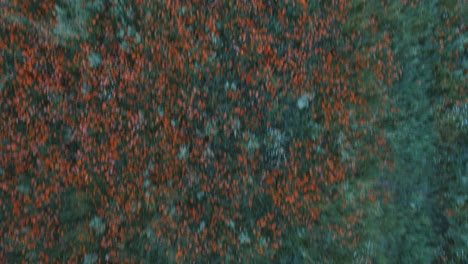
[0,0,466,263]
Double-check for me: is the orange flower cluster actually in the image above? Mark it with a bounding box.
[1,0,399,262]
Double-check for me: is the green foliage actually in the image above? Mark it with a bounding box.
[437,103,468,145]
[53,0,104,43]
